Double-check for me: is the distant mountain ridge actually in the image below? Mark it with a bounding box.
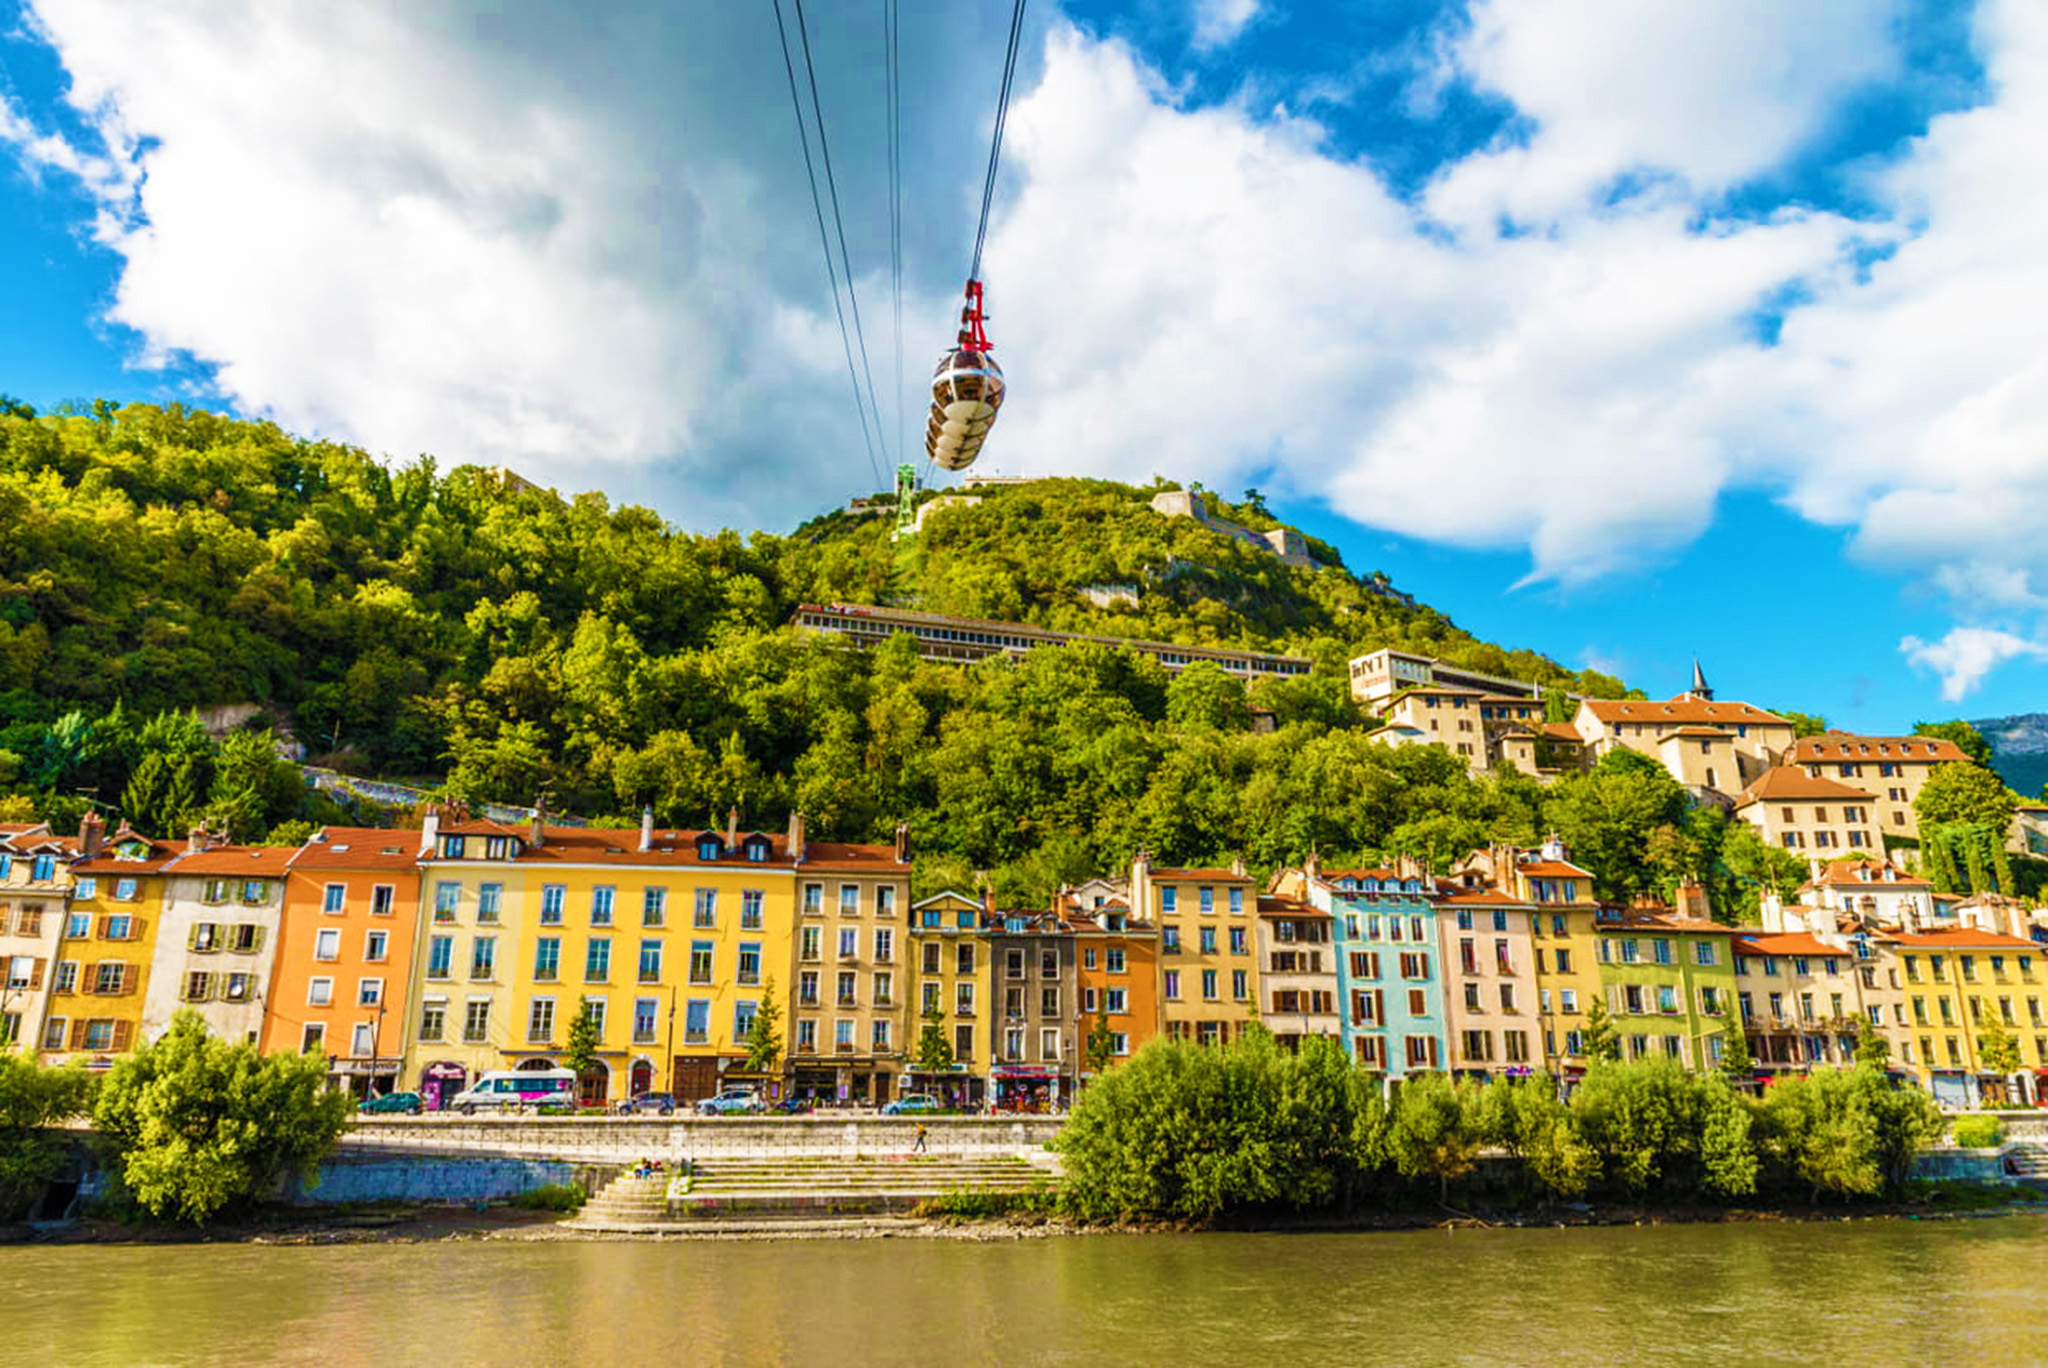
[1973,713,2048,799]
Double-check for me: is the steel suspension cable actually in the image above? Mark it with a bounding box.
[886,0,904,475]
[793,0,890,491]
[969,0,1029,284]
[772,0,883,488]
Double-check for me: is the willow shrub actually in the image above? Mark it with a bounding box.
[1058,1027,1381,1222]
[94,1011,353,1223]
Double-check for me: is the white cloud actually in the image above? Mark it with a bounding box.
[0,1,1017,526]
[1432,0,1902,224]
[1190,0,1261,53]
[1902,626,2048,702]
[11,0,2048,697]
[986,27,1874,582]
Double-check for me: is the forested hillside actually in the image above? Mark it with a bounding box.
[0,397,1713,904]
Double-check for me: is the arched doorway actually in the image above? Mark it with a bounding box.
[517,1057,557,1072]
[630,1058,654,1098]
[578,1060,610,1108]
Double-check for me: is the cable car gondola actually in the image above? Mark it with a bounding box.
[926,279,1005,472]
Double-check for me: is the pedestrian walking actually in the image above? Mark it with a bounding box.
[913,1122,928,1154]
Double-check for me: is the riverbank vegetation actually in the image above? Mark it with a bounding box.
[1056,1031,1948,1223]
[91,1012,352,1223]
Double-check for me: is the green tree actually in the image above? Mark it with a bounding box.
[0,1054,94,1219]
[1912,719,1994,767]
[1386,1071,1479,1202]
[744,982,784,1075]
[1582,1000,1621,1063]
[564,1008,601,1084]
[1853,1017,1891,1069]
[1778,710,1829,739]
[915,1005,956,1075]
[1757,1068,1882,1201]
[1978,1013,2023,1103]
[1914,762,2017,832]
[1717,1007,1755,1087]
[1477,1077,1597,1198]
[94,1012,351,1223]
[1084,1014,1116,1075]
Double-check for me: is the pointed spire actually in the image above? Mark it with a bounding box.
[1690,658,1713,701]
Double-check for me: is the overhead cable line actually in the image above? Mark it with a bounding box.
[970,0,1029,284]
[793,0,890,492]
[886,0,905,475]
[773,0,884,489]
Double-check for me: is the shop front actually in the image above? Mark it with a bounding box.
[420,1061,468,1111]
[991,1065,1068,1113]
[789,1059,890,1107]
[902,1066,983,1110]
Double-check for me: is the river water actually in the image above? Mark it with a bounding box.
[8,1217,2044,1366]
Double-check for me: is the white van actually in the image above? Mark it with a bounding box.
[449,1069,578,1114]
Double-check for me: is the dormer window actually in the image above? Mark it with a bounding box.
[440,836,466,859]
[1107,914,1126,932]
[697,835,724,861]
[484,836,511,859]
[744,835,771,863]
[1005,917,1025,933]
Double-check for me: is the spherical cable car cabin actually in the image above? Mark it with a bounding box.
[926,279,1006,472]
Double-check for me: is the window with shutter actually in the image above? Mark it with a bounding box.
[81,961,100,995]
[69,1018,88,1049]
[111,1020,133,1050]
[29,958,43,990]
[120,964,138,995]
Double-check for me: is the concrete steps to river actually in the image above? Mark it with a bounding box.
[570,1154,1056,1228]
[2002,1142,2048,1178]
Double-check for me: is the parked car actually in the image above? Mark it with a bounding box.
[616,1092,677,1116]
[882,1093,943,1116]
[772,1095,813,1115]
[359,1090,424,1115]
[697,1088,764,1116]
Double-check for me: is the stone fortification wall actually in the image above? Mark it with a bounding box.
[344,1114,1065,1165]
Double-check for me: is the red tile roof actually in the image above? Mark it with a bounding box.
[1256,894,1327,918]
[1733,768,1877,805]
[1437,887,1534,907]
[1149,867,1253,883]
[74,840,184,874]
[1803,860,1931,890]
[1787,733,1971,764]
[1731,932,1841,958]
[1516,860,1592,878]
[1541,722,1585,741]
[1322,867,1401,882]
[167,845,297,876]
[1583,697,1791,728]
[291,828,425,871]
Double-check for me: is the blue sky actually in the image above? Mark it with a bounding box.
[5,0,2048,730]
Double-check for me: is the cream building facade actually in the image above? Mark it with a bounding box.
[1786,733,1972,839]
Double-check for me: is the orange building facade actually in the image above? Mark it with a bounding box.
[1072,898,1159,1071]
[263,827,423,1097]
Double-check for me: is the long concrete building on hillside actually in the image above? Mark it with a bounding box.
[790,603,1311,679]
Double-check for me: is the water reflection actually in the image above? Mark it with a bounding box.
[8,1217,2045,1366]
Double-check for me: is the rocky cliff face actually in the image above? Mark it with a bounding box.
[1974,713,2048,798]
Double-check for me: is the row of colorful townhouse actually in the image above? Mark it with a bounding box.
[6,811,2045,1110]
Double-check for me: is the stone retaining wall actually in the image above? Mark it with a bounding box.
[293,1156,581,1205]
[344,1115,1065,1164]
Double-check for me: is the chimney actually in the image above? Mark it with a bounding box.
[726,806,740,848]
[894,821,911,865]
[787,810,807,863]
[1304,848,1321,881]
[529,794,547,849]
[639,805,654,853]
[187,823,208,855]
[1674,878,1712,923]
[78,810,104,858]
[419,806,441,859]
[1230,853,1247,879]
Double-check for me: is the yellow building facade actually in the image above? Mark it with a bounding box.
[41,824,181,1068]
[1132,856,1256,1045]
[1880,927,2047,1105]
[907,889,989,1107]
